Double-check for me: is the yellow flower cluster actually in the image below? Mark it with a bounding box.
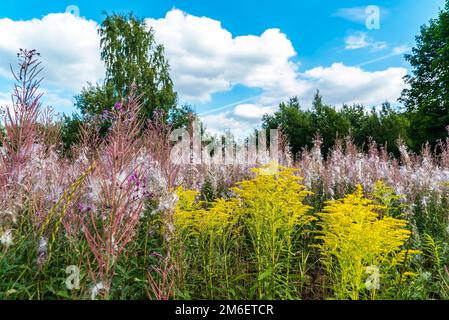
[234,164,315,299]
[372,180,406,218]
[174,186,240,236]
[175,163,315,236]
[174,163,315,299]
[233,163,314,230]
[316,185,416,299]
[174,186,242,298]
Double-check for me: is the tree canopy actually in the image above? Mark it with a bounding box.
[76,13,177,120]
[263,92,409,157]
[400,0,449,150]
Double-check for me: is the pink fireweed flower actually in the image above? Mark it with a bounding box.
[114,102,124,112]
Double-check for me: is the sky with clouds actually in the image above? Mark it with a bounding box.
[0,0,446,135]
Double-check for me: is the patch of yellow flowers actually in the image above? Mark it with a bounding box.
[174,163,417,300]
[316,185,418,299]
[175,186,240,235]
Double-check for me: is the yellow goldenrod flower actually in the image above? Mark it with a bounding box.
[316,185,416,300]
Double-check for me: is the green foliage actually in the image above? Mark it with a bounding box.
[342,103,410,156]
[262,96,315,157]
[60,113,83,154]
[2,164,449,300]
[77,13,177,120]
[0,124,4,147]
[168,104,195,130]
[310,91,351,154]
[400,0,449,151]
[0,200,161,300]
[263,92,410,157]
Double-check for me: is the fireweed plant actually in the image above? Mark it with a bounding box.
[1,50,449,300]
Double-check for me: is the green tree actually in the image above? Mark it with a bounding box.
[76,12,177,120]
[63,13,184,150]
[169,104,195,130]
[400,0,449,150]
[262,97,314,157]
[310,91,351,154]
[60,113,84,152]
[263,93,410,158]
[342,103,410,156]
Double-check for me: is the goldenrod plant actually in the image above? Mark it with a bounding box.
[315,185,417,300]
[232,163,314,299]
[173,164,315,299]
[372,180,407,219]
[174,186,241,298]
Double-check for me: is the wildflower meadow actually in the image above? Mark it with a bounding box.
[1,1,449,302]
[0,48,448,300]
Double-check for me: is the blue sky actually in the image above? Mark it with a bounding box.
[0,0,446,134]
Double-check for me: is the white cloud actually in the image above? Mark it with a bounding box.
[333,7,369,23]
[145,9,307,103]
[333,6,389,24]
[0,13,104,93]
[233,104,273,120]
[345,32,387,51]
[392,45,412,55]
[147,9,407,134]
[202,60,408,134]
[302,63,407,106]
[201,112,255,138]
[41,90,74,110]
[0,88,73,117]
[0,10,408,134]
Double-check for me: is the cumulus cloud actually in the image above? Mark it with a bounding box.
[345,32,387,51]
[145,9,308,103]
[202,62,407,135]
[233,104,274,120]
[146,9,407,135]
[0,13,103,92]
[302,63,407,106]
[0,9,408,134]
[201,112,252,137]
[147,9,405,109]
